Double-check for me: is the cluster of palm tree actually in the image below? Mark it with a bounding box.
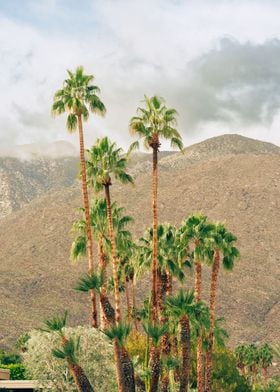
[235,343,274,386]
[51,66,242,392]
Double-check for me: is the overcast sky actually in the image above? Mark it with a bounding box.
[1,0,280,151]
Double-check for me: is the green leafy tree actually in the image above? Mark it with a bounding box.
[129,95,183,324]
[52,66,106,327]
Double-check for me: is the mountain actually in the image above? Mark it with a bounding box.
[0,134,279,350]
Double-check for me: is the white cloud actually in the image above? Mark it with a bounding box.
[1,0,280,151]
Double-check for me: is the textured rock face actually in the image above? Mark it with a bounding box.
[0,134,279,350]
[0,156,79,219]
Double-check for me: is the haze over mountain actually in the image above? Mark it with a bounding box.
[0,134,279,350]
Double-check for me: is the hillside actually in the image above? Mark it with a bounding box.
[0,134,279,349]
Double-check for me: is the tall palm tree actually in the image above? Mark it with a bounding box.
[179,214,214,392]
[71,199,133,328]
[258,343,273,385]
[129,95,183,324]
[86,137,134,392]
[140,224,184,391]
[52,66,106,328]
[42,312,94,392]
[205,223,239,392]
[165,290,209,392]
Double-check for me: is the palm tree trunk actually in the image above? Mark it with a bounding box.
[150,345,161,392]
[195,260,203,392]
[68,362,94,392]
[119,346,136,392]
[61,336,94,392]
[205,250,220,392]
[263,366,268,385]
[104,183,121,324]
[98,236,107,329]
[160,271,172,392]
[77,114,97,328]
[100,293,115,327]
[104,183,135,392]
[180,315,191,392]
[151,145,159,324]
[125,280,131,322]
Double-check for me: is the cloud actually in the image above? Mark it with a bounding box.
[1,0,280,150]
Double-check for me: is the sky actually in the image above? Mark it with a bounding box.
[1,0,280,151]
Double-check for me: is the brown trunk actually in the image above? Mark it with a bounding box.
[98,236,108,329]
[68,362,94,392]
[104,184,121,324]
[205,250,220,392]
[151,144,159,324]
[104,184,135,392]
[160,270,172,392]
[263,366,268,385]
[119,346,136,392]
[195,260,203,392]
[150,345,161,392]
[135,374,145,392]
[172,336,180,383]
[180,315,191,392]
[100,293,115,327]
[253,365,257,384]
[241,366,245,377]
[77,114,97,328]
[125,280,131,322]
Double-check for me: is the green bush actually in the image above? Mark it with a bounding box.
[0,352,22,365]
[0,364,26,380]
[126,331,147,363]
[253,381,280,392]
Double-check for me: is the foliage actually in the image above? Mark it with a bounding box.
[211,347,251,392]
[0,364,26,380]
[0,352,22,365]
[23,326,117,392]
[253,381,280,392]
[126,331,147,363]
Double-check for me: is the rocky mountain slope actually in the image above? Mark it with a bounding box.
[0,134,279,349]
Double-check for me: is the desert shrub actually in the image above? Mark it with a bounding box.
[0,364,26,380]
[23,326,117,392]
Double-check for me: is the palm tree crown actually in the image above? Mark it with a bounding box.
[86,137,133,191]
[52,66,106,131]
[129,95,183,150]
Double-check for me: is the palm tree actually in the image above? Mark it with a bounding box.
[105,323,135,392]
[52,66,106,328]
[42,312,94,392]
[235,344,247,377]
[244,344,259,385]
[71,199,133,328]
[258,343,273,385]
[165,290,210,392]
[143,322,168,392]
[75,272,115,327]
[129,95,183,324]
[179,214,214,392]
[140,223,184,391]
[205,223,239,392]
[86,137,134,392]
